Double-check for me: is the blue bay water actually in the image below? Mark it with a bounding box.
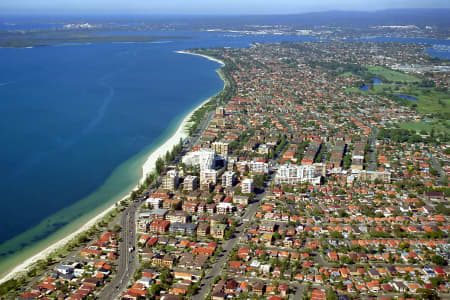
[0,42,225,266]
[354,36,450,59]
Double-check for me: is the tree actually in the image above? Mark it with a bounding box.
[0,278,24,297]
[431,255,447,266]
[224,228,233,240]
[77,233,89,244]
[398,241,409,250]
[150,283,161,296]
[253,174,265,191]
[326,289,338,300]
[155,157,165,174]
[417,288,439,300]
[339,256,353,265]
[429,168,438,176]
[430,276,444,287]
[110,224,121,233]
[159,268,172,286]
[330,231,343,239]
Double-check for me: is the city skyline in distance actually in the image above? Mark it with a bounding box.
[1,0,450,15]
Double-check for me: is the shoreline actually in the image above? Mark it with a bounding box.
[141,97,208,181]
[0,50,225,285]
[0,201,118,284]
[142,51,225,180]
[176,50,225,66]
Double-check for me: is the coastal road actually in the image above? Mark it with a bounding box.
[98,199,141,300]
[192,191,265,300]
[98,106,213,299]
[98,106,215,299]
[185,110,215,149]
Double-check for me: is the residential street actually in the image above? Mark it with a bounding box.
[192,192,265,300]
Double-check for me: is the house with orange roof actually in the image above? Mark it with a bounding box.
[328,252,338,261]
[311,289,326,300]
[367,281,380,292]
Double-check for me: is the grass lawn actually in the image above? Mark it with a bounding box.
[339,71,359,78]
[366,66,420,83]
[398,87,450,114]
[341,64,449,130]
[398,120,450,135]
[344,87,363,93]
[345,79,450,116]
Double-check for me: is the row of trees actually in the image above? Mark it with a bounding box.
[377,128,428,143]
[155,139,184,175]
[186,50,237,136]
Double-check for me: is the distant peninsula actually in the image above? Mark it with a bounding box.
[0,31,190,48]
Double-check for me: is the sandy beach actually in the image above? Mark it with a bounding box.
[142,51,225,180]
[176,50,225,66]
[0,50,225,284]
[142,99,206,180]
[0,202,118,283]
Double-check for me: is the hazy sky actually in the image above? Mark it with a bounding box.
[1,0,449,15]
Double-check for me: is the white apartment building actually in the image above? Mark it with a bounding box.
[241,178,254,194]
[237,160,269,174]
[250,161,269,174]
[212,141,229,157]
[161,169,179,191]
[222,171,235,188]
[146,197,162,209]
[275,164,320,185]
[200,169,217,185]
[182,148,215,170]
[183,175,198,191]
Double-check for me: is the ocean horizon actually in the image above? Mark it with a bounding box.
[0,28,448,280]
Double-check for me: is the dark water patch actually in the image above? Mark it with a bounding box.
[395,94,419,101]
[373,77,382,84]
[360,85,369,91]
